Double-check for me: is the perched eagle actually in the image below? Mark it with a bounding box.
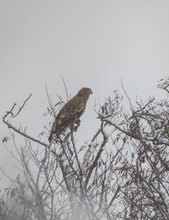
[48,87,92,142]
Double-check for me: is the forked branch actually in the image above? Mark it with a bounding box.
[2,94,48,148]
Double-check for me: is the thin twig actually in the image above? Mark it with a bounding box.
[13,94,32,117]
[121,78,134,112]
[61,75,69,101]
[45,85,55,116]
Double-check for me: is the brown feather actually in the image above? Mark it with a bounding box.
[48,88,92,142]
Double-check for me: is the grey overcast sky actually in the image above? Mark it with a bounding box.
[0,0,169,185]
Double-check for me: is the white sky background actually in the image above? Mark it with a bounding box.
[1,0,169,186]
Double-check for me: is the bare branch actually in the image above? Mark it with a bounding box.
[3,97,48,148]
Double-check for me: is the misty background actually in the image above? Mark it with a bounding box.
[1,0,169,187]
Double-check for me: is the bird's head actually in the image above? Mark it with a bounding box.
[78,88,92,96]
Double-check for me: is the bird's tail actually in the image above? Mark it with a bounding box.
[48,132,53,143]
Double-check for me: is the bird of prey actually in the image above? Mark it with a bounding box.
[48,87,92,142]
